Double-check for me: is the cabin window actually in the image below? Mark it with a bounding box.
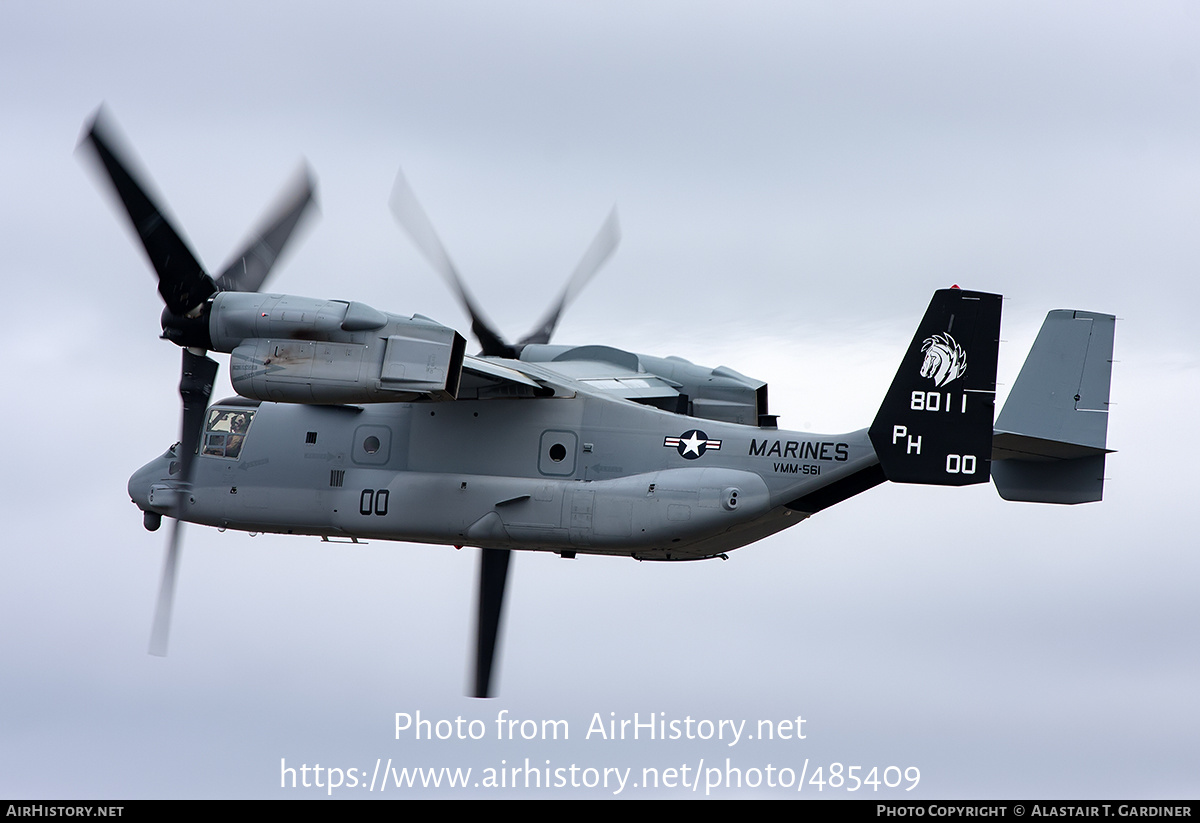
[352,424,392,465]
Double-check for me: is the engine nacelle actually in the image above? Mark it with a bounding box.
[519,344,771,426]
[207,292,393,350]
[203,292,466,403]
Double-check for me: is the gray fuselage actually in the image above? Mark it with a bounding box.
[129,360,876,561]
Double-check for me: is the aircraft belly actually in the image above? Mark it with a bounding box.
[182,481,332,534]
[632,506,806,560]
[227,486,327,528]
[327,468,773,552]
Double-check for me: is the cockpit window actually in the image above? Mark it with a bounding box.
[203,409,255,459]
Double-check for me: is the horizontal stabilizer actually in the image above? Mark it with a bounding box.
[992,310,1115,504]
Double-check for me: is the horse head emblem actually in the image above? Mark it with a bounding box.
[920,333,967,387]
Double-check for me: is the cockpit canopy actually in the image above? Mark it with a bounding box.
[202,408,256,459]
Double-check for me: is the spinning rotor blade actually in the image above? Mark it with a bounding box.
[81,110,217,316]
[83,110,310,657]
[177,349,219,482]
[149,520,184,657]
[149,348,219,657]
[216,163,318,294]
[389,169,514,357]
[519,207,620,346]
[473,548,512,698]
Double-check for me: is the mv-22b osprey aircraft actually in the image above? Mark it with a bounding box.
[82,111,1116,698]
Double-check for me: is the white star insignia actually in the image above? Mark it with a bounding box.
[680,432,705,456]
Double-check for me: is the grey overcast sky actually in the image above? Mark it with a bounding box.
[1,0,1197,798]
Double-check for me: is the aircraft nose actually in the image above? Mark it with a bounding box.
[128,447,179,513]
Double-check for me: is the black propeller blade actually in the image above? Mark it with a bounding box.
[81,107,316,657]
[390,168,620,697]
[149,349,218,657]
[473,548,512,698]
[81,109,217,316]
[149,519,185,658]
[519,207,620,346]
[389,168,619,357]
[389,169,515,357]
[215,164,317,294]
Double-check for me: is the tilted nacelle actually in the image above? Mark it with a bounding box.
[519,344,771,426]
[167,292,466,403]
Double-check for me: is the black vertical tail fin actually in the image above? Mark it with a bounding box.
[868,288,1002,486]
